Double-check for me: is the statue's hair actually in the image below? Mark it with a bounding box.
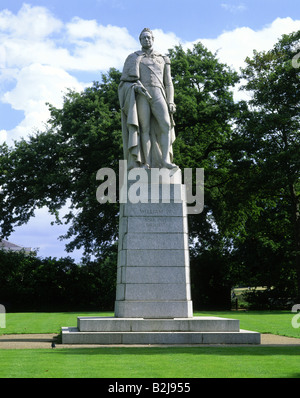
[139,28,154,41]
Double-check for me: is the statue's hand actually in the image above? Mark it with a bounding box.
[134,83,152,101]
[134,84,144,94]
[169,103,176,114]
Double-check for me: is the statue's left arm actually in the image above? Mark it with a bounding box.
[163,56,176,114]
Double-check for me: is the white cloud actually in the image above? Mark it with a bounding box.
[0,5,68,70]
[151,29,182,53]
[0,5,143,144]
[66,17,102,39]
[1,4,300,144]
[197,17,300,71]
[0,130,7,143]
[184,17,300,101]
[3,37,71,70]
[65,18,138,71]
[221,3,247,13]
[4,63,83,109]
[0,5,69,71]
[2,63,85,143]
[0,3,63,39]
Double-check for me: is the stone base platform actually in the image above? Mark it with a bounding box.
[61,317,260,345]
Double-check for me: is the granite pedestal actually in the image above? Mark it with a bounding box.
[62,169,260,345]
[115,169,192,318]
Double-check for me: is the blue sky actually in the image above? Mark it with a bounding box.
[1,1,300,261]
[2,0,300,40]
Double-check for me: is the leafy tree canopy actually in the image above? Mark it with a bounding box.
[0,44,240,261]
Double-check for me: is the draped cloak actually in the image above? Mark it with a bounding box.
[118,50,175,169]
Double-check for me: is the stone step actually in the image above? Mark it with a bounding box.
[61,327,261,345]
[77,316,240,332]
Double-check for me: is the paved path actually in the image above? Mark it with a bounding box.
[0,333,299,349]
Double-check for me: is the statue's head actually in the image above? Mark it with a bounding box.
[139,28,154,46]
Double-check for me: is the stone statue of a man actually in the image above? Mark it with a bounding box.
[118,28,178,170]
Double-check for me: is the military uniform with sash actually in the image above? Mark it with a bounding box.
[119,50,176,169]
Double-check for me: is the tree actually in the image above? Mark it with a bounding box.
[0,69,123,259]
[230,31,300,302]
[169,43,241,308]
[0,44,241,308]
[0,45,239,252]
[0,249,117,311]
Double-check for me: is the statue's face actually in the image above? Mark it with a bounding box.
[140,32,153,49]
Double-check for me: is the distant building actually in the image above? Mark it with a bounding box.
[0,240,32,254]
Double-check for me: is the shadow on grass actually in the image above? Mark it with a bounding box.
[49,346,300,356]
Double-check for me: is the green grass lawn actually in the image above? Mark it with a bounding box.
[0,346,299,378]
[0,311,299,378]
[2,310,299,338]
[2,311,111,335]
[195,311,300,339]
